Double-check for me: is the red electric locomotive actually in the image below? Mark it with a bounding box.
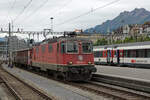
[13,34,97,81]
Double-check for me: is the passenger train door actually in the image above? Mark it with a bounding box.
[107,50,110,63]
[116,50,120,64]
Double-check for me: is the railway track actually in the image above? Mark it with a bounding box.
[0,76,18,100]
[92,74,150,93]
[63,81,150,100]
[11,66,150,100]
[0,67,52,100]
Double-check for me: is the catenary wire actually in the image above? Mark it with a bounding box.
[55,0,121,27]
[18,0,49,24]
[37,0,73,25]
[0,0,16,27]
[13,0,33,23]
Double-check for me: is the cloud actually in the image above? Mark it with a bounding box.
[0,0,150,40]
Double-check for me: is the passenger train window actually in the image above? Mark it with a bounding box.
[146,49,150,57]
[136,49,145,57]
[124,50,128,57]
[120,52,123,57]
[130,50,136,57]
[127,50,130,57]
[48,44,53,53]
[82,42,92,53]
[94,51,98,57]
[94,51,103,57]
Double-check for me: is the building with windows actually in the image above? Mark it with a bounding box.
[0,36,29,60]
[0,38,7,60]
[143,22,150,34]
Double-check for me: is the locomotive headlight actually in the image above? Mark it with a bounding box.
[88,62,92,64]
[68,62,73,65]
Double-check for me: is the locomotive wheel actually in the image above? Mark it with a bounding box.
[54,72,58,80]
[63,72,70,81]
[62,72,67,81]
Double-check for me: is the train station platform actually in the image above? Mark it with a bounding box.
[2,64,104,100]
[95,65,150,83]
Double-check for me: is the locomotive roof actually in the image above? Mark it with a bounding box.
[40,36,91,44]
[58,37,91,42]
[94,41,150,49]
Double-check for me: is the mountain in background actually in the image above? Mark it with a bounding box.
[84,8,150,34]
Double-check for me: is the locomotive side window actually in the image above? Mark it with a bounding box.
[82,42,92,53]
[61,43,66,53]
[48,44,53,53]
[36,47,39,54]
[66,42,78,53]
[41,45,45,53]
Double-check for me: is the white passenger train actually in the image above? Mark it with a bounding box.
[94,41,150,67]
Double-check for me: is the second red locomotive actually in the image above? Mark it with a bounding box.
[13,34,97,81]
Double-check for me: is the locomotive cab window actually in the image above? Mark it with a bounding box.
[66,42,78,53]
[82,42,92,53]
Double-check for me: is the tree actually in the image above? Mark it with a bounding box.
[94,38,108,46]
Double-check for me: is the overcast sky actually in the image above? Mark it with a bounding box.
[0,0,150,40]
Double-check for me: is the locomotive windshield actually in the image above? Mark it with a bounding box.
[82,42,93,53]
[66,42,78,53]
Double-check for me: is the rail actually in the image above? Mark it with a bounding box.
[0,67,52,100]
[92,74,150,96]
[0,75,22,100]
[4,64,150,99]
